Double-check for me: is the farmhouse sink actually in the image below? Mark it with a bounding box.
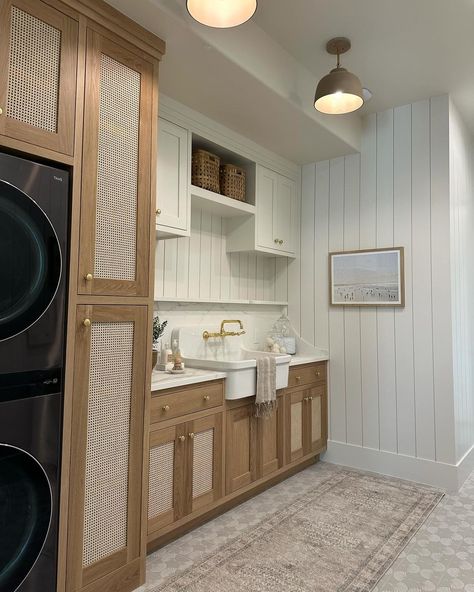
[171,326,290,400]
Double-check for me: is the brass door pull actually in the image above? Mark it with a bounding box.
[274,238,279,244]
[156,208,161,215]
[203,395,210,402]
[308,396,314,401]
[85,273,93,281]
[188,433,195,440]
[295,376,301,382]
[279,239,283,245]
[0,107,3,115]
[315,370,321,377]
[83,319,91,327]
[162,405,170,412]
[178,435,185,442]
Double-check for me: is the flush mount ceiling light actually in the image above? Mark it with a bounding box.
[187,0,257,28]
[314,37,364,115]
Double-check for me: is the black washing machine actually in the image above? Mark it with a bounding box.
[0,151,69,592]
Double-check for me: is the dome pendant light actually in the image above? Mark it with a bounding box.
[314,37,364,115]
[187,0,257,28]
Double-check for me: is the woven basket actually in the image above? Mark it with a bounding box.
[192,149,220,193]
[220,164,246,201]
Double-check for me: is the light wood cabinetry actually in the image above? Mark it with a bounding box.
[66,305,148,591]
[0,0,78,156]
[77,28,154,297]
[148,383,224,543]
[284,363,328,464]
[156,117,190,238]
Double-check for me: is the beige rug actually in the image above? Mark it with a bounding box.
[153,469,443,592]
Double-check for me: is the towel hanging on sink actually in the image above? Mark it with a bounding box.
[255,356,277,418]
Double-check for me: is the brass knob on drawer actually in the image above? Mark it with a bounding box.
[84,273,93,281]
[295,376,301,382]
[203,395,210,402]
[315,370,321,377]
[303,397,309,402]
[188,432,195,440]
[178,435,185,442]
[308,396,314,401]
[156,208,161,215]
[162,405,170,412]
[83,318,91,327]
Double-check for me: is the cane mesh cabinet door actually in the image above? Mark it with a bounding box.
[147,424,188,536]
[0,0,78,155]
[78,29,154,297]
[190,413,223,513]
[67,305,147,591]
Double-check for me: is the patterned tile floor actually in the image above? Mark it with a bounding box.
[141,462,474,592]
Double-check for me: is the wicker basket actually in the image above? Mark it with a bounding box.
[192,149,220,193]
[220,164,246,201]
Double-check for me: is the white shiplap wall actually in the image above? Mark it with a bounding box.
[155,207,289,303]
[449,102,474,463]
[293,96,459,468]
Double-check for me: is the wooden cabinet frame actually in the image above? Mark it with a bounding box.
[78,28,153,297]
[66,305,147,591]
[0,0,78,155]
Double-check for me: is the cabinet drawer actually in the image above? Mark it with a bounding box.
[288,363,326,388]
[151,381,224,424]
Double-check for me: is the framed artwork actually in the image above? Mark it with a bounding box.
[329,247,405,307]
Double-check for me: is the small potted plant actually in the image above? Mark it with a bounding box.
[152,315,167,369]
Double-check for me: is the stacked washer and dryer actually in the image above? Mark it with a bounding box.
[0,151,69,592]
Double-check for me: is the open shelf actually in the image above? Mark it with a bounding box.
[191,185,255,218]
[155,297,288,306]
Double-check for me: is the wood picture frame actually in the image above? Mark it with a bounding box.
[329,247,405,307]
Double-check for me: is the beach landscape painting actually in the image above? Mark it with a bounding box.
[330,247,405,306]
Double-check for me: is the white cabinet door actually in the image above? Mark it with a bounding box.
[156,118,189,236]
[274,175,295,254]
[256,166,277,250]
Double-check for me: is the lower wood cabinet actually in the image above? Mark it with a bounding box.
[225,397,283,495]
[285,385,327,464]
[148,411,223,536]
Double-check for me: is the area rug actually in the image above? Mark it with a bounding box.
[152,469,443,592]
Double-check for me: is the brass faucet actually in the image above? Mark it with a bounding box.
[202,320,246,340]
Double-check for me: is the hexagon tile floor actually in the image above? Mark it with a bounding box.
[141,462,474,592]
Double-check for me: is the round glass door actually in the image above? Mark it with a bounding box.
[0,180,61,342]
[0,445,52,591]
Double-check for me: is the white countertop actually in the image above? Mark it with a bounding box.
[151,368,226,392]
[289,353,329,366]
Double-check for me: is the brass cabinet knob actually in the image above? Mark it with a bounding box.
[279,239,283,245]
[303,397,309,402]
[156,208,161,215]
[309,396,314,401]
[83,318,91,327]
[274,238,279,244]
[162,405,170,412]
[203,395,210,402]
[295,376,301,382]
[315,370,321,377]
[0,107,3,115]
[188,432,195,440]
[85,273,93,281]
[178,435,186,442]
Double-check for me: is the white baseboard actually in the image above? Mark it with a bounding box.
[322,440,464,492]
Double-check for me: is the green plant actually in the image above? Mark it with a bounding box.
[153,315,167,345]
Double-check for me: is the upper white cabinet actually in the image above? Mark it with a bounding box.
[156,118,190,239]
[226,165,297,258]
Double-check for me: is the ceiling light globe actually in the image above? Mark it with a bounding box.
[314,68,364,115]
[187,0,257,28]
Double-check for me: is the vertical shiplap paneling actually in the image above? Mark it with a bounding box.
[411,99,436,460]
[176,234,190,298]
[264,258,276,301]
[328,157,346,442]
[393,104,416,457]
[343,153,362,446]
[188,208,202,299]
[300,164,316,344]
[155,239,165,299]
[359,114,380,450]
[376,109,397,453]
[275,257,288,303]
[239,254,249,300]
[199,212,212,299]
[248,253,257,300]
[430,95,456,463]
[220,221,231,300]
[314,160,330,349]
[210,216,222,299]
[229,253,240,299]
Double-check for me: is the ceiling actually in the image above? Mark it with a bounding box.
[254,0,474,123]
[106,0,474,164]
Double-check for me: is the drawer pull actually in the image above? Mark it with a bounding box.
[279,239,283,245]
[188,432,195,440]
[295,376,301,382]
[156,208,161,215]
[83,318,91,327]
[178,435,186,442]
[203,395,210,402]
[308,396,314,401]
[274,238,279,244]
[84,273,93,281]
[162,405,170,412]
[315,370,321,377]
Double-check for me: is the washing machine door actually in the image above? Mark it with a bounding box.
[0,445,52,591]
[0,180,62,342]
